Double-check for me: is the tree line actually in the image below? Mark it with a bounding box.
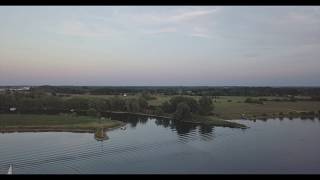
[25,86,320,97]
[160,96,214,121]
[0,92,214,121]
[0,93,149,116]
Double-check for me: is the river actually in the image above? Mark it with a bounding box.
[0,115,320,174]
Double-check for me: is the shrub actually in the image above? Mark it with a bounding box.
[87,108,98,117]
[308,111,315,116]
[245,98,263,104]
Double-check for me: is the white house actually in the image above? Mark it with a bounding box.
[9,107,17,112]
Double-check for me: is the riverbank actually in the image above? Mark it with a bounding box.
[147,95,320,120]
[103,111,247,128]
[0,114,125,133]
[183,115,247,129]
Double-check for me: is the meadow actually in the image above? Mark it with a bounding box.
[0,114,124,133]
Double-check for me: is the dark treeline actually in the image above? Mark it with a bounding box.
[0,92,150,116]
[161,96,214,121]
[0,91,214,121]
[18,86,320,97]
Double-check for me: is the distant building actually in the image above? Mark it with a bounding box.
[9,107,17,112]
[9,86,30,91]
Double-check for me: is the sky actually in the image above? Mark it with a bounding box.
[0,6,320,86]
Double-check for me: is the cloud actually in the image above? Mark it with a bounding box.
[57,20,113,38]
[129,7,218,38]
[144,8,219,24]
[130,7,216,23]
[53,7,219,39]
[189,26,212,38]
[143,27,177,34]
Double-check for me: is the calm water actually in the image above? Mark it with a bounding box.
[1,115,320,174]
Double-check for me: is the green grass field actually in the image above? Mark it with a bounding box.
[59,93,320,123]
[0,114,124,132]
[146,95,320,119]
[213,97,320,119]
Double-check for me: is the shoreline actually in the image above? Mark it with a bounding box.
[0,114,126,134]
[0,123,126,134]
[105,111,172,119]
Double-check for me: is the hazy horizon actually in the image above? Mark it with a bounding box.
[1,6,320,86]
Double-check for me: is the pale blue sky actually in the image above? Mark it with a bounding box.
[0,6,320,86]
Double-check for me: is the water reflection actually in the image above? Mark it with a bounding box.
[2,117,320,174]
[94,128,109,141]
[105,113,216,141]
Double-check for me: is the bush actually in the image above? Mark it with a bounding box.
[308,111,315,116]
[311,96,320,101]
[290,96,297,102]
[245,98,263,104]
[140,92,156,100]
[87,108,98,117]
[154,107,164,115]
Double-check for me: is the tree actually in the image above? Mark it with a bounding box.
[169,96,199,113]
[161,101,174,113]
[198,96,214,115]
[138,97,148,110]
[125,98,140,112]
[140,91,154,100]
[110,96,125,111]
[174,102,192,121]
[89,98,109,112]
[64,97,89,111]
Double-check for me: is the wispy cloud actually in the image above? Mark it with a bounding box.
[143,27,178,34]
[54,7,219,39]
[129,7,219,38]
[57,20,114,38]
[189,26,212,38]
[135,8,218,24]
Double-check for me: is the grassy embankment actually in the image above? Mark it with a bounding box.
[145,95,320,119]
[186,115,247,129]
[212,96,320,120]
[0,114,124,133]
[59,94,320,128]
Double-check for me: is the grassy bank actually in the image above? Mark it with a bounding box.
[62,94,320,125]
[0,114,124,133]
[212,96,320,120]
[183,115,247,129]
[144,95,320,120]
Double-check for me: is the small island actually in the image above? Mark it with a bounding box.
[0,114,125,135]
